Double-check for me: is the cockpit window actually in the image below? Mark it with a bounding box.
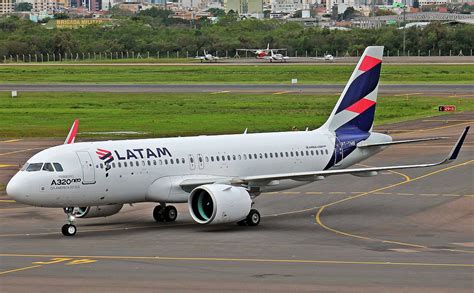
[53,163,63,172]
[26,163,43,172]
[42,163,54,172]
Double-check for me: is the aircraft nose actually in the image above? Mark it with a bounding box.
[6,175,24,201]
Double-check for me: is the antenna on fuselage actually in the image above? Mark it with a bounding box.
[243,128,248,134]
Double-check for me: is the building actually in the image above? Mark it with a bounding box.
[0,0,14,14]
[20,0,67,12]
[224,0,263,14]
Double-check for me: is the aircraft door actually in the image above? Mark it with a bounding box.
[188,154,196,170]
[76,151,96,184]
[197,154,204,169]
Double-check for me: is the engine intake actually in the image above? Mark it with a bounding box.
[73,204,123,218]
[188,184,251,225]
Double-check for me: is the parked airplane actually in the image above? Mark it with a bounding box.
[237,43,286,59]
[194,50,224,62]
[265,50,290,62]
[6,47,469,236]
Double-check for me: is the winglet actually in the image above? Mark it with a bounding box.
[446,126,470,162]
[64,119,79,144]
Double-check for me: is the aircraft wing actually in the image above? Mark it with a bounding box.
[179,127,469,190]
[357,136,447,148]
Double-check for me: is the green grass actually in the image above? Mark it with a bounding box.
[1,92,472,138]
[0,183,5,192]
[0,64,472,84]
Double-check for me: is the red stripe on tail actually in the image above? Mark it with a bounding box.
[358,56,381,72]
[345,98,376,114]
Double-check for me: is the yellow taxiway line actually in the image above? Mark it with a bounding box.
[0,253,472,268]
[316,160,474,254]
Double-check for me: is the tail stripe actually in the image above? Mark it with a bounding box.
[345,98,376,114]
[335,62,381,114]
[358,55,382,72]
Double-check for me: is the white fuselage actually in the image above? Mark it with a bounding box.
[7,128,385,208]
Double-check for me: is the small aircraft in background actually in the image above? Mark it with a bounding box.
[237,43,287,59]
[194,50,225,62]
[314,54,344,62]
[265,50,290,62]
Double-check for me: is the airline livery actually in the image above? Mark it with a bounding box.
[6,47,469,236]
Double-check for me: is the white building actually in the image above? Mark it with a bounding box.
[0,0,14,14]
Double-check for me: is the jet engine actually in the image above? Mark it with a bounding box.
[72,204,123,218]
[188,184,251,225]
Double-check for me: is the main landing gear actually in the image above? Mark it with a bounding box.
[237,209,261,227]
[62,207,77,236]
[153,204,178,222]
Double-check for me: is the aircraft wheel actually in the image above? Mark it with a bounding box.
[164,205,178,222]
[246,209,261,226]
[153,205,165,222]
[62,224,77,236]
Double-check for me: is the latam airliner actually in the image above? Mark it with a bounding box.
[6,46,469,236]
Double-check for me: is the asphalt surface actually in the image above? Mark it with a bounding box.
[0,84,473,96]
[0,113,473,291]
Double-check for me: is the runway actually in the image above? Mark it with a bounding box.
[0,84,473,96]
[0,114,473,291]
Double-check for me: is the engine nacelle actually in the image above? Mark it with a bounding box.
[73,204,123,218]
[188,184,251,225]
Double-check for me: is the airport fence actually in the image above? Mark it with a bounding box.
[1,48,473,63]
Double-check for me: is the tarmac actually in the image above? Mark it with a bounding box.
[0,84,473,97]
[0,113,473,292]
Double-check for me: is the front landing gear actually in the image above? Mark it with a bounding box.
[237,209,261,226]
[62,207,77,236]
[153,204,177,222]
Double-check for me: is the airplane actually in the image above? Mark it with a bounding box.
[314,54,343,62]
[236,43,286,59]
[6,46,470,237]
[194,50,224,62]
[265,50,290,62]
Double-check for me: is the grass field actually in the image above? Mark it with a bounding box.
[1,92,472,138]
[0,64,472,84]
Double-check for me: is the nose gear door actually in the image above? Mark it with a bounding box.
[76,151,96,184]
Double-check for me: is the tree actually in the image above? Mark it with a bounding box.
[15,2,33,12]
[413,0,419,9]
[342,7,358,20]
[207,8,226,17]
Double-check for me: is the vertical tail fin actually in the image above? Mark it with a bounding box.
[322,46,384,133]
[64,119,79,144]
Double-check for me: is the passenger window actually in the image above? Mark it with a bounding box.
[165,159,168,165]
[198,157,202,162]
[159,160,163,165]
[325,149,329,155]
[216,156,220,162]
[285,152,289,157]
[118,162,122,168]
[153,160,156,166]
[227,155,231,161]
[100,163,104,169]
[280,152,283,157]
[233,155,236,160]
[259,153,263,159]
[182,158,185,164]
[211,156,214,162]
[124,162,128,167]
[53,163,63,172]
[264,153,268,159]
[170,159,174,164]
[222,156,225,161]
[112,163,116,168]
[243,154,247,160]
[311,150,314,155]
[26,163,43,172]
[301,151,304,156]
[254,154,257,159]
[135,161,139,167]
[306,151,310,156]
[269,153,273,158]
[43,163,54,172]
[238,155,241,160]
[176,158,180,164]
[205,157,209,162]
